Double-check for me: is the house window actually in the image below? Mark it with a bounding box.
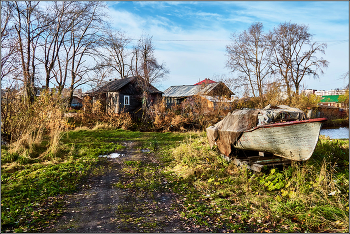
[124,95,130,105]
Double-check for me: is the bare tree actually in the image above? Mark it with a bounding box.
[131,36,169,84]
[226,22,272,101]
[87,64,112,90]
[38,1,74,90]
[11,1,43,102]
[131,35,169,116]
[53,39,70,94]
[50,1,106,106]
[270,22,328,99]
[1,1,18,81]
[341,71,349,90]
[100,31,132,79]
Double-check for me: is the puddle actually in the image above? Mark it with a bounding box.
[98,152,125,158]
[141,149,151,153]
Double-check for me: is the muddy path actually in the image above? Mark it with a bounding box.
[45,141,199,233]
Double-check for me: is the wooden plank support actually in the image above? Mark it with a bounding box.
[236,156,275,160]
[254,158,290,165]
[229,155,292,172]
[232,158,264,172]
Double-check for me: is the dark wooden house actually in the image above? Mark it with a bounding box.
[86,77,163,114]
[163,80,234,108]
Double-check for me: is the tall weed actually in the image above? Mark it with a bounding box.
[167,133,349,232]
[1,90,68,164]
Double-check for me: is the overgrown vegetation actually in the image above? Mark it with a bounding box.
[2,127,347,232]
[163,133,349,232]
[65,90,336,133]
[1,128,186,232]
[1,86,348,233]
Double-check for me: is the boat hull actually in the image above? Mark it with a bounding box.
[234,118,327,161]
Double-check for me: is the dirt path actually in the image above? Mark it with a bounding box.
[45,141,198,233]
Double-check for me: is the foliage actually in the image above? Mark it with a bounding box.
[233,89,322,113]
[150,96,230,132]
[165,133,349,232]
[338,90,349,111]
[1,129,153,232]
[1,90,68,162]
[68,96,134,130]
[1,128,348,233]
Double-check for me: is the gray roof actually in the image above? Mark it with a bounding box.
[163,83,221,97]
[163,85,200,97]
[87,77,162,94]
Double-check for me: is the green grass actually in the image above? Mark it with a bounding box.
[1,128,190,232]
[162,132,349,232]
[1,129,349,232]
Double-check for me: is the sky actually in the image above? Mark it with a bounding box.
[104,1,349,95]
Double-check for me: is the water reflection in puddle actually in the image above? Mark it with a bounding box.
[98,152,125,158]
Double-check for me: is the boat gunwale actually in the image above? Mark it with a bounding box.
[244,118,327,132]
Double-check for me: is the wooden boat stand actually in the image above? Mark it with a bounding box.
[223,151,292,172]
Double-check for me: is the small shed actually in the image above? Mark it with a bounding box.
[163,81,234,108]
[86,77,163,114]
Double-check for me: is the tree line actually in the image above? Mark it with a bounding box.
[1,2,334,109]
[225,22,329,103]
[1,1,168,106]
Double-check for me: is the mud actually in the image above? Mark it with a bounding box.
[44,141,197,233]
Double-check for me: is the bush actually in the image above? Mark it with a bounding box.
[62,90,329,133]
[1,89,68,161]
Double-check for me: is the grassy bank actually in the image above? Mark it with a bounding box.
[161,133,349,232]
[1,128,349,232]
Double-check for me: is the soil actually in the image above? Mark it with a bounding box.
[44,141,200,233]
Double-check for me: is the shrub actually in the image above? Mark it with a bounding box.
[1,90,68,162]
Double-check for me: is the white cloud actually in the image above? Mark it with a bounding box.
[105,1,349,94]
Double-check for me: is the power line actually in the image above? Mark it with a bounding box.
[129,39,231,42]
[129,38,348,42]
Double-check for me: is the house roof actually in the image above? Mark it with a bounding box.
[194,78,216,85]
[163,82,228,97]
[163,85,201,97]
[320,95,340,103]
[87,76,162,94]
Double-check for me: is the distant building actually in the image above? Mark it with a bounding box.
[301,89,317,95]
[86,76,162,115]
[163,79,234,109]
[22,86,84,109]
[319,95,344,108]
[314,90,326,96]
[194,78,216,85]
[312,89,347,96]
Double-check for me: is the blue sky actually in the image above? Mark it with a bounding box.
[105,1,349,95]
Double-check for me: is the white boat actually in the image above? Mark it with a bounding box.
[206,106,327,161]
[234,118,327,161]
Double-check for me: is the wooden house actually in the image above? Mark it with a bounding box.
[86,77,163,114]
[163,80,234,109]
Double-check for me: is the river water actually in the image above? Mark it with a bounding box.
[320,127,349,139]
